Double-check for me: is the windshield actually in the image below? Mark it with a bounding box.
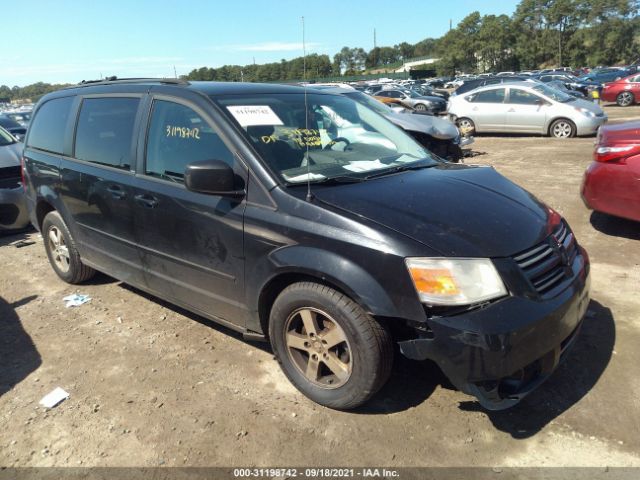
[0,126,16,146]
[532,83,574,102]
[407,90,423,99]
[213,92,433,184]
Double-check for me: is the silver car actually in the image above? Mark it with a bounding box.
[448,82,607,138]
[0,126,29,232]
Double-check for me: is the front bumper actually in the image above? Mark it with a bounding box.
[399,251,590,410]
[575,114,608,136]
[0,182,30,232]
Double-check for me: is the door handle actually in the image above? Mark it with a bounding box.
[106,185,126,199]
[134,194,158,208]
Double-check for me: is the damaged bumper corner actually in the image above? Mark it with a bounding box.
[398,269,590,411]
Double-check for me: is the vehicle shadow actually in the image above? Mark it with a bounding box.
[117,283,273,355]
[0,295,41,398]
[354,354,443,414]
[458,299,614,438]
[0,226,36,248]
[590,211,640,240]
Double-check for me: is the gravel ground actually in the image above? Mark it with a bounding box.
[1,103,639,468]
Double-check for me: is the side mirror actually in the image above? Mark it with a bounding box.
[184,159,244,197]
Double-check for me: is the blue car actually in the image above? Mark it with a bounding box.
[580,69,631,84]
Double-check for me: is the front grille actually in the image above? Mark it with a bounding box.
[0,165,21,181]
[513,221,578,296]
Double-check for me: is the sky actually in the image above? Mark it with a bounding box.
[1,0,519,87]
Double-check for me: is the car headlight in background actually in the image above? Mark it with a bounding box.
[405,258,507,306]
[574,107,596,117]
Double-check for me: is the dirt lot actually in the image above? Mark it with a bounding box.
[1,104,639,468]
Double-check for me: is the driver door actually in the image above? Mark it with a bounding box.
[132,96,248,326]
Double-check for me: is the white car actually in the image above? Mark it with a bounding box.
[447,82,607,138]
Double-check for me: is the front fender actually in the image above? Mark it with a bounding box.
[245,245,422,333]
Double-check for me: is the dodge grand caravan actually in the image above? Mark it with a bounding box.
[23,79,590,410]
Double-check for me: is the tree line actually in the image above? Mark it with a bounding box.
[186,0,639,82]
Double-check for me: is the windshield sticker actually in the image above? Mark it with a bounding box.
[226,105,284,127]
[342,160,388,173]
[166,125,200,139]
[282,172,326,183]
[261,127,322,148]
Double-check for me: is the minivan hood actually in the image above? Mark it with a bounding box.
[386,111,459,140]
[312,164,551,257]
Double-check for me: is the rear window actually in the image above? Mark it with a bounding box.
[74,97,140,170]
[27,96,74,154]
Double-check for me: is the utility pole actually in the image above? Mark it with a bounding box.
[373,28,377,69]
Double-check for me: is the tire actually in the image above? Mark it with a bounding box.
[42,211,96,284]
[269,282,393,410]
[616,91,635,107]
[549,118,576,139]
[414,103,428,112]
[456,117,476,135]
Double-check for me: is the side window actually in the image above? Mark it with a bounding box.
[484,79,500,86]
[377,92,390,98]
[74,97,139,169]
[27,96,74,154]
[145,100,235,182]
[472,89,506,103]
[540,76,551,82]
[508,89,542,105]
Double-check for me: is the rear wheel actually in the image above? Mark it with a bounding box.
[269,282,393,410]
[549,118,576,139]
[616,91,635,107]
[456,117,476,135]
[42,211,95,284]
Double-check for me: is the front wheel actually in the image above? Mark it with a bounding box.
[617,91,635,107]
[414,103,429,112]
[549,119,576,139]
[269,282,393,410]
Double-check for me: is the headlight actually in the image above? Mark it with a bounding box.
[405,258,507,306]
[575,107,595,117]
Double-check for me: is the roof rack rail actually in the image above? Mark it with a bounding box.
[73,77,190,87]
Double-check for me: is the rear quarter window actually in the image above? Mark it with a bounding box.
[27,96,74,154]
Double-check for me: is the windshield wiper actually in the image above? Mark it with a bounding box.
[287,175,365,186]
[364,161,438,180]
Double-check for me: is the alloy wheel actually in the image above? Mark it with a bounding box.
[552,121,573,138]
[618,92,634,107]
[48,226,70,273]
[284,307,352,389]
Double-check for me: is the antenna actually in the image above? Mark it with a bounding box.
[302,15,313,202]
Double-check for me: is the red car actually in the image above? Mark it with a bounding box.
[582,121,640,222]
[601,73,640,106]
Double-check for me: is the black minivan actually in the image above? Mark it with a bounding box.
[23,79,590,410]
